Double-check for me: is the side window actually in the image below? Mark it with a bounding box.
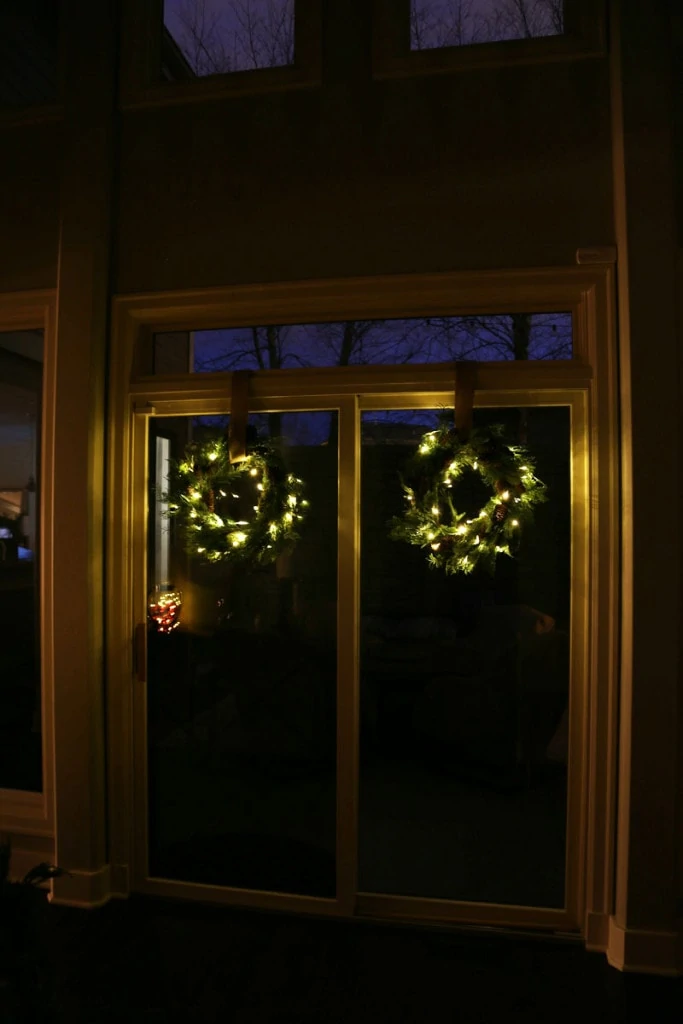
[162,0,295,79]
[0,330,43,792]
[0,0,61,108]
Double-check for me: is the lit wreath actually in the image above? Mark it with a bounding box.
[389,424,546,575]
[166,437,307,565]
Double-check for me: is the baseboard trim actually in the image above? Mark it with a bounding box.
[109,861,130,897]
[50,863,112,909]
[606,917,681,976]
[584,911,609,951]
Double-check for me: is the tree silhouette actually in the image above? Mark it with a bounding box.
[410,0,563,49]
[165,0,294,75]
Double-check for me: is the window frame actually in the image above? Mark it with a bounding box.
[0,290,57,838]
[120,0,322,110]
[372,0,606,80]
[108,265,619,943]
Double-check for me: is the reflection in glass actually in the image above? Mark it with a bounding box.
[163,0,294,78]
[359,407,570,907]
[0,330,43,791]
[146,412,337,896]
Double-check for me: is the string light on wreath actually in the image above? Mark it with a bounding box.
[389,422,546,575]
[166,436,308,566]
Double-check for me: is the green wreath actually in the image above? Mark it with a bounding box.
[389,423,546,575]
[166,436,307,566]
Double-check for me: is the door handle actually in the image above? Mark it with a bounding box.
[134,623,147,682]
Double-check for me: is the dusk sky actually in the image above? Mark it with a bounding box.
[163,1,563,75]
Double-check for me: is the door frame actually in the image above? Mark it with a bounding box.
[106,266,618,943]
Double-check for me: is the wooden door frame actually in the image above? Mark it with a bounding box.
[107,266,618,945]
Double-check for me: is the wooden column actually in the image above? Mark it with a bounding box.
[607,0,681,974]
[51,0,118,906]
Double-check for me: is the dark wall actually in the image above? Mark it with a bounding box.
[115,58,613,294]
[0,121,61,292]
[0,6,613,296]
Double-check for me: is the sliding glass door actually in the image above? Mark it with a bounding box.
[131,391,586,930]
[357,405,573,911]
[140,410,339,900]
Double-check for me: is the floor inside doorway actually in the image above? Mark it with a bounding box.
[7,895,680,1023]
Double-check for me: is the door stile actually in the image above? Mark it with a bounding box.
[336,397,361,914]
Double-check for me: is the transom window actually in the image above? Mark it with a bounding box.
[151,312,572,375]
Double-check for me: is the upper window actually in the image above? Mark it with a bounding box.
[373,0,603,76]
[150,312,572,374]
[0,0,61,109]
[410,0,563,51]
[163,0,295,78]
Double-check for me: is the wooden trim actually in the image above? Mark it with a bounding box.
[49,863,112,909]
[129,362,593,409]
[130,412,151,891]
[372,0,606,80]
[138,876,343,915]
[114,268,601,358]
[0,290,57,840]
[336,398,360,913]
[120,0,322,110]
[606,918,681,976]
[356,893,576,932]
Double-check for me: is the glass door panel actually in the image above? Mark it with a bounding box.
[145,411,338,897]
[358,406,571,908]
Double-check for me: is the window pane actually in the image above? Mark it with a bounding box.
[0,331,43,792]
[151,313,572,373]
[0,1,61,107]
[358,406,570,907]
[146,411,337,895]
[163,0,294,79]
[411,0,563,50]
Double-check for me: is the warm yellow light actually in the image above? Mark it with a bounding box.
[197,547,205,553]
[456,525,468,535]
[288,494,297,506]
[232,531,247,546]
[501,490,510,501]
[257,483,264,491]
[430,542,441,551]
[474,535,480,545]
[284,511,293,523]
[427,531,435,540]
[431,505,440,516]
[208,452,218,461]
[511,519,519,527]
[249,467,258,477]
[191,489,201,500]
[220,490,226,497]
[269,522,278,536]
[473,461,478,470]
[190,511,197,519]
[419,445,429,454]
